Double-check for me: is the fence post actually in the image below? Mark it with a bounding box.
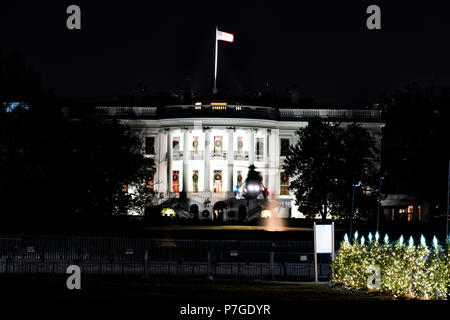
[270,252,274,280]
[207,251,211,277]
[143,249,148,278]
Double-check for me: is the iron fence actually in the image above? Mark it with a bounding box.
[0,236,335,280]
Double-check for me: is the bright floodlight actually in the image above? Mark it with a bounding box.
[260,210,272,218]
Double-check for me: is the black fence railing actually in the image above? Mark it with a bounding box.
[0,236,337,280]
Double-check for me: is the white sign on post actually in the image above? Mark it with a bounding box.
[313,222,335,282]
[315,224,333,253]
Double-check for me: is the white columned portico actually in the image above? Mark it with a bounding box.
[182,129,189,193]
[265,128,271,188]
[204,128,211,192]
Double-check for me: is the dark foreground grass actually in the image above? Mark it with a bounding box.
[0,274,392,301]
[1,274,444,318]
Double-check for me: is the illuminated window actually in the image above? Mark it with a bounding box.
[213,136,223,154]
[407,205,414,213]
[237,137,243,154]
[145,137,155,155]
[192,170,199,192]
[147,174,154,192]
[172,137,180,152]
[237,170,243,186]
[172,171,180,193]
[280,138,289,156]
[192,136,199,153]
[280,173,289,195]
[256,138,264,159]
[213,170,222,192]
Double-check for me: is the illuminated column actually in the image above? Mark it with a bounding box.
[272,129,280,195]
[204,128,210,192]
[227,129,234,192]
[265,129,271,187]
[182,129,189,193]
[249,128,255,165]
[166,129,172,193]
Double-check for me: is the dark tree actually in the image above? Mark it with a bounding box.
[283,119,378,221]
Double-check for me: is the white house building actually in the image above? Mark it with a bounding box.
[89,103,384,221]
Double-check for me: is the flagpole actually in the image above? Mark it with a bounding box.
[213,27,218,95]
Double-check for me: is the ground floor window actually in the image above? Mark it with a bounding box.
[280,173,289,195]
[213,170,223,192]
[192,170,199,192]
[173,170,180,193]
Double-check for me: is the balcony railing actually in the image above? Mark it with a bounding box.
[211,152,227,160]
[234,151,249,161]
[189,151,204,160]
[172,151,183,159]
[255,154,264,162]
[279,109,382,120]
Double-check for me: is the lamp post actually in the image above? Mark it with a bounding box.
[376,173,386,234]
[350,181,361,242]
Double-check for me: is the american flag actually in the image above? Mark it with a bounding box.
[216,30,234,43]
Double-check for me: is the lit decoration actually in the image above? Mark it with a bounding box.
[420,235,426,247]
[409,236,414,248]
[368,232,373,242]
[433,236,439,250]
[354,231,359,241]
[260,210,271,218]
[161,208,175,217]
[331,232,449,300]
[375,232,380,242]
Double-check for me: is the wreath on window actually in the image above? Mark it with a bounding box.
[214,172,222,181]
[238,140,243,148]
[257,141,263,146]
[282,140,289,146]
[281,175,288,183]
[192,140,198,147]
[258,173,263,182]
[173,173,179,181]
[214,140,222,147]
[192,173,198,182]
[173,140,179,147]
[237,174,243,183]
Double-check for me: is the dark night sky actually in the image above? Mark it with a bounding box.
[2,1,450,104]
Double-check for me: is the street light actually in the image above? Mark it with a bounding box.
[376,173,387,234]
[349,181,361,242]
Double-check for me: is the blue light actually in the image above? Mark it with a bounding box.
[4,102,29,112]
[233,186,239,193]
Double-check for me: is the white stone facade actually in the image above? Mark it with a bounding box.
[94,104,384,220]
